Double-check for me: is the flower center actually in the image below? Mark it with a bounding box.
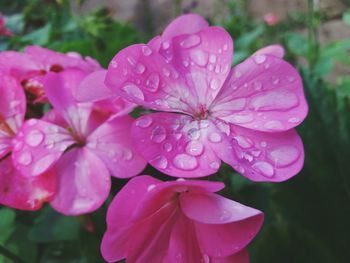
[193,104,209,120]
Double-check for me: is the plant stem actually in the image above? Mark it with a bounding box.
[0,245,26,263]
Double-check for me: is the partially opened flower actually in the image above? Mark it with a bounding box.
[104,14,308,182]
[0,46,101,102]
[11,69,146,215]
[0,72,55,210]
[0,15,13,37]
[101,175,263,263]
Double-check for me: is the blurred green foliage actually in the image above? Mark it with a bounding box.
[1,0,350,262]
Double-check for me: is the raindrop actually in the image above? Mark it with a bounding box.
[27,119,37,126]
[264,120,284,130]
[219,209,232,221]
[135,116,153,128]
[260,141,267,147]
[253,54,266,64]
[187,128,200,140]
[163,68,171,77]
[209,132,222,143]
[123,149,133,161]
[134,63,146,74]
[209,161,220,170]
[122,84,144,100]
[234,135,253,148]
[151,155,168,169]
[190,49,208,66]
[147,184,156,191]
[180,35,201,48]
[151,126,167,143]
[186,140,204,156]
[18,151,32,166]
[209,54,217,63]
[252,161,274,177]
[268,145,299,167]
[111,60,118,68]
[145,73,160,92]
[163,142,173,152]
[142,45,152,56]
[210,79,220,90]
[162,41,170,50]
[173,154,198,170]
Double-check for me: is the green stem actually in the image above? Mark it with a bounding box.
[307,0,320,70]
[175,0,183,16]
[0,245,26,263]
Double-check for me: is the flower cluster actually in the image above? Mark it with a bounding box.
[0,14,308,262]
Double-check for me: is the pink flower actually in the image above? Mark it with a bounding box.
[0,15,13,37]
[11,69,146,215]
[101,175,263,263]
[0,46,101,102]
[263,13,279,26]
[103,14,308,181]
[0,72,55,210]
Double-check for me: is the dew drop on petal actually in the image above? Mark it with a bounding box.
[18,151,32,166]
[186,140,204,156]
[219,209,232,221]
[288,117,300,123]
[190,49,208,66]
[253,54,266,64]
[135,116,153,128]
[162,41,170,50]
[264,120,284,130]
[151,126,166,143]
[209,132,222,143]
[234,135,253,148]
[209,161,220,170]
[134,63,146,74]
[123,148,133,161]
[252,161,274,177]
[145,73,160,92]
[260,141,267,147]
[163,142,173,152]
[142,45,152,56]
[27,119,38,126]
[210,79,220,90]
[180,35,201,48]
[111,60,118,68]
[268,145,300,167]
[173,154,198,170]
[147,184,156,191]
[187,128,200,140]
[122,83,144,100]
[151,155,168,169]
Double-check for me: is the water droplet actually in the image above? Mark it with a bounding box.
[186,140,204,156]
[142,45,152,56]
[208,64,214,71]
[145,73,160,92]
[163,142,173,152]
[234,70,241,78]
[209,132,222,143]
[187,128,200,140]
[209,161,220,170]
[253,81,263,91]
[271,76,280,85]
[230,113,254,124]
[288,117,300,123]
[147,184,156,191]
[135,116,153,128]
[215,64,221,73]
[177,178,186,182]
[252,161,274,177]
[111,60,118,68]
[264,120,284,130]
[18,151,32,166]
[223,44,229,51]
[209,54,217,63]
[250,91,298,111]
[162,41,170,50]
[123,149,133,161]
[180,35,201,48]
[219,209,232,221]
[260,141,267,147]
[13,141,23,151]
[122,83,144,100]
[27,119,37,126]
[190,49,208,66]
[253,54,266,64]
[173,154,198,170]
[151,155,168,169]
[32,154,56,176]
[151,126,166,143]
[87,140,97,149]
[221,64,230,74]
[234,135,253,148]
[287,76,295,82]
[162,68,171,77]
[25,129,44,147]
[182,60,190,67]
[127,56,136,66]
[268,145,299,167]
[210,79,220,90]
[134,63,146,74]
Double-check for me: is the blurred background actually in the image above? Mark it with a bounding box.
[1,0,350,262]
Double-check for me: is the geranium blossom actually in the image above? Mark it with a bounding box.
[11,69,146,215]
[0,72,55,210]
[0,15,13,37]
[101,175,263,263]
[0,46,101,102]
[101,14,308,181]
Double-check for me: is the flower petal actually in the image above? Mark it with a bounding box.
[162,13,209,40]
[105,43,195,114]
[11,119,75,177]
[0,73,26,135]
[101,175,161,262]
[44,70,92,136]
[50,148,111,215]
[211,249,249,263]
[0,157,56,210]
[214,125,304,182]
[253,44,285,58]
[181,193,263,258]
[0,51,39,76]
[131,113,223,178]
[163,26,233,107]
[86,115,147,178]
[211,54,308,132]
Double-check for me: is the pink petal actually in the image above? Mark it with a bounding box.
[126,201,179,263]
[163,26,233,107]
[101,175,161,262]
[86,115,147,178]
[105,43,195,114]
[24,45,102,72]
[11,119,75,177]
[211,249,249,263]
[165,213,204,263]
[211,54,308,132]
[0,156,56,211]
[162,13,209,40]
[50,148,111,215]
[0,73,26,134]
[214,125,305,182]
[131,113,223,178]
[75,70,115,102]
[253,44,285,58]
[44,70,92,136]
[0,51,39,76]
[132,179,225,221]
[181,193,263,258]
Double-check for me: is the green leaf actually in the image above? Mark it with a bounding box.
[0,208,15,244]
[22,23,52,46]
[343,10,350,27]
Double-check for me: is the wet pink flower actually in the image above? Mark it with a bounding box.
[0,72,55,210]
[104,14,308,181]
[0,46,101,102]
[0,15,13,37]
[11,69,146,215]
[101,175,263,263]
[263,13,279,26]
